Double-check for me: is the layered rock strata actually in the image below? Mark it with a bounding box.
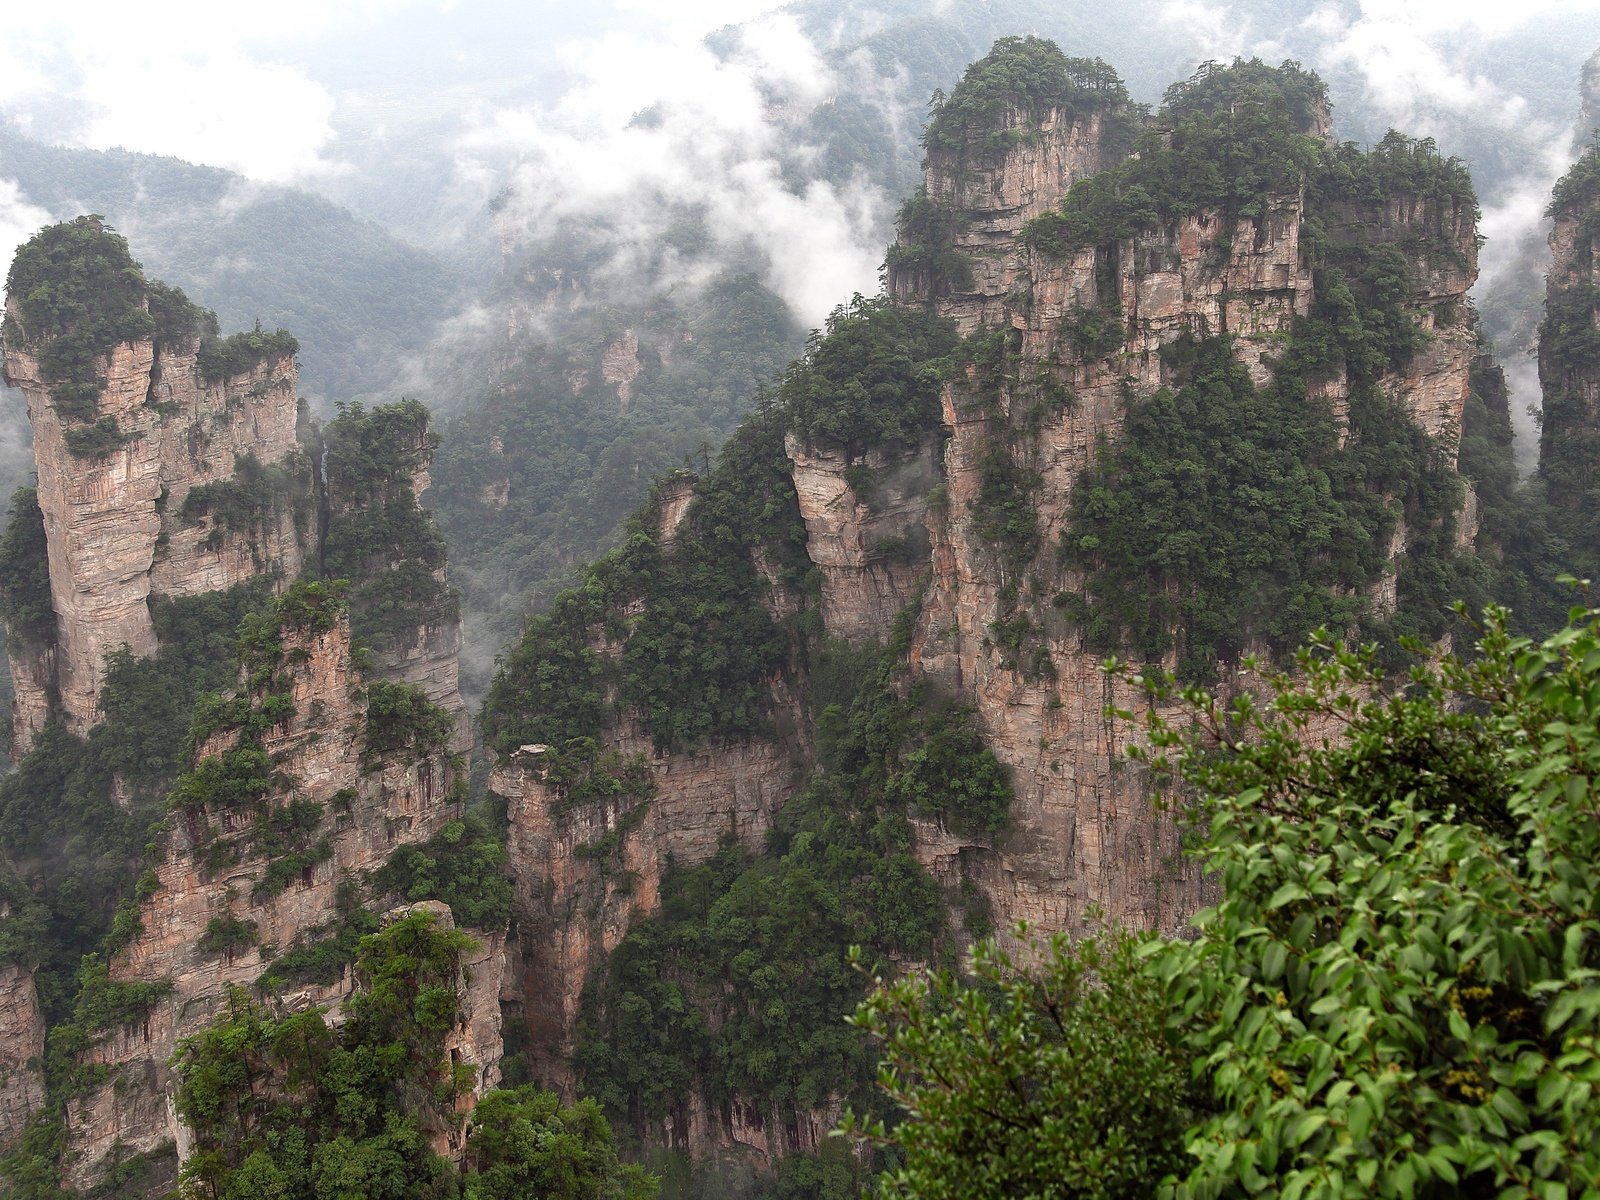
[60,605,498,1192]
[0,961,44,1150]
[489,58,1483,1167]
[1,329,304,745]
[879,98,1481,938]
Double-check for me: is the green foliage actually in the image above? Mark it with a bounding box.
[1021,66,1323,258]
[258,882,380,990]
[861,606,1600,1195]
[172,911,591,1200]
[145,278,215,350]
[1,216,155,421]
[1161,57,1329,133]
[1538,280,1600,573]
[1060,297,1468,681]
[0,868,50,968]
[363,681,454,765]
[0,488,55,647]
[251,840,333,903]
[199,914,259,958]
[483,407,807,761]
[462,1087,658,1200]
[780,295,957,453]
[847,928,1192,1198]
[1548,142,1600,218]
[270,577,348,637]
[61,416,131,459]
[575,643,1007,1136]
[372,815,513,930]
[179,451,314,541]
[970,447,1039,573]
[316,400,459,652]
[883,189,973,297]
[195,321,299,383]
[0,580,271,1023]
[923,36,1131,163]
[70,956,170,1033]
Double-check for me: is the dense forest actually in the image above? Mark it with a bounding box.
[1,23,1599,1200]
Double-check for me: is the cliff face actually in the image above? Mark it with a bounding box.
[0,961,44,1149]
[61,602,499,1191]
[873,111,1480,938]
[891,103,1118,334]
[1,330,304,745]
[493,682,801,1099]
[1538,149,1600,521]
[484,55,1486,1171]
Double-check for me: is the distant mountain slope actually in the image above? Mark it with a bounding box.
[0,123,461,405]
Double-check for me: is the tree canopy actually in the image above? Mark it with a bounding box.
[854,600,1600,1197]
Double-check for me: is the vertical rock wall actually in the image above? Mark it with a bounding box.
[1,330,303,744]
[60,606,498,1192]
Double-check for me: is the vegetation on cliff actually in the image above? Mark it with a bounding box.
[0,488,55,649]
[317,399,459,652]
[857,604,1600,1196]
[576,636,1010,1137]
[1021,61,1471,264]
[1,216,156,421]
[1,217,299,434]
[922,36,1134,163]
[429,269,800,698]
[1537,146,1600,580]
[173,909,657,1200]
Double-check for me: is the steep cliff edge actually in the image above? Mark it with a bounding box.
[480,46,1498,1180]
[55,582,498,1191]
[0,221,485,1188]
[885,60,1481,935]
[1538,144,1600,572]
[1,218,308,746]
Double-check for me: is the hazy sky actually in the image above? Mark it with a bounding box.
[2,0,1598,329]
[0,0,786,182]
[1,0,1591,184]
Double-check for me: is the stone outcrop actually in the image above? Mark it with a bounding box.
[494,722,797,1096]
[4,639,54,764]
[60,604,498,1192]
[483,68,1486,1175]
[1538,145,1600,515]
[892,102,1120,334]
[0,961,44,1151]
[873,97,1483,939]
[1,327,304,745]
[786,435,937,641]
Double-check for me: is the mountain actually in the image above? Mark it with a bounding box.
[0,124,464,407]
[1,33,1599,1200]
[469,43,1583,1191]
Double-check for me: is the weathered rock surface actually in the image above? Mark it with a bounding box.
[877,103,1481,939]
[786,435,936,641]
[0,961,44,1151]
[1,326,303,745]
[4,638,55,764]
[495,727,796,1096]
[61,608,497,1191]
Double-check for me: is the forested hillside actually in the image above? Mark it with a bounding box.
[0,124,463,405]
[1,23,1599,1200]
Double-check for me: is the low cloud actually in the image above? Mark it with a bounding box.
[0,178,54,295]
[462,10,890,327]
[0,1,452,183]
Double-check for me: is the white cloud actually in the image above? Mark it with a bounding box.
[0,179,55,302]
[466,10,888,325]
[0,0,449,182]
